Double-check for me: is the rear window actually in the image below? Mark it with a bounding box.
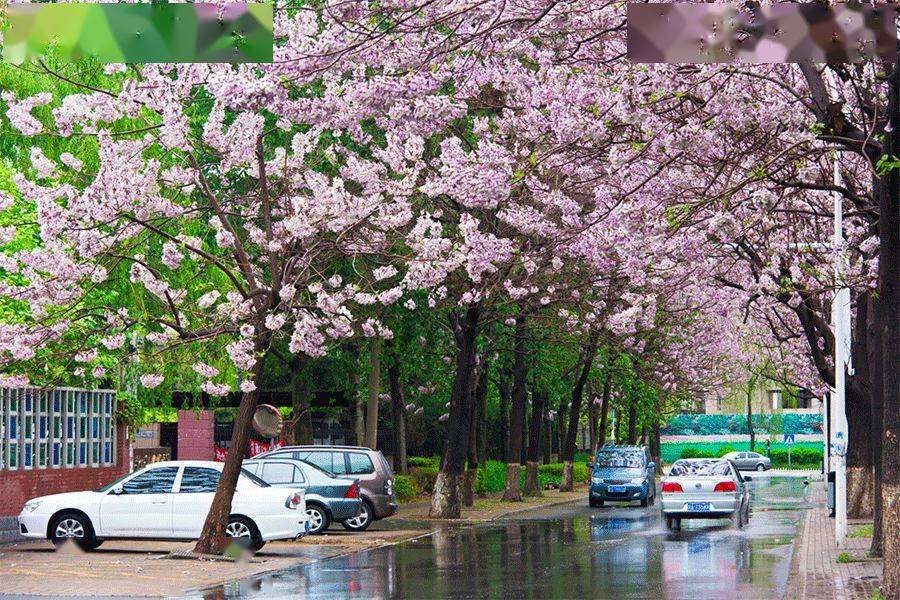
[670,460,732,477]
[595,451,644,469]
[348,452,375,475]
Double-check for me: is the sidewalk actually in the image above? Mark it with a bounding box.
[786,482,883,599]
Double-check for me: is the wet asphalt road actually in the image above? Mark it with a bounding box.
[197,475,812,600]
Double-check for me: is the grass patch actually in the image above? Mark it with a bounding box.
[870,589,885,600]
[836,551,866,563]
[849,523,874,538]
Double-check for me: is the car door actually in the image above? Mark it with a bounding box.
[172,466,222,537]
[732,453,746,470]
[99,466,178,537]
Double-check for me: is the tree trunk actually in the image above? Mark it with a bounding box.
[560,333,599,491]
[388,359,408,475]
[463,356,482,507]
[503,312,528,501]
[626,402,638,445]
[868,292,885,556]
[348,343,365,446]
[598,374,611,449]
[498,367,510,462]
[430,306,480,519]
[557,398,568,461]
[542,412,552,464]
[365,337,382,449]
[588,392,599,458]
[878,63,900,597]
[746,378,755,452]
[847,292,874,519]
[291,359,313,445]
[475,363,489,465]
[524,389,545,495]
[194,339,266,554]
[650,421,661,467]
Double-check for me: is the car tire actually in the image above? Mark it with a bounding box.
[665,517,673,530]
[50,512,99,551]
[341,500,373,532]
[305,504,331,535]
[589,497,600,508]
[756,464,765,472]
[640,496,648,508]
[226,516,264,552]
[732,508,744,529]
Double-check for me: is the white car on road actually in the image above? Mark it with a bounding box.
[660,458,751,531]
[17,460,308,551]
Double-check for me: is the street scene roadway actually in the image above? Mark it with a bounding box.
[195,476,810,600]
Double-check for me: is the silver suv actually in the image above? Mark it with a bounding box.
[256,445,397,531]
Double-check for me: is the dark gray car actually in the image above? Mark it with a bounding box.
[255,445,397,531]
[243,458,362,535]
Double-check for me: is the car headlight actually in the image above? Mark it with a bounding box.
[22,500,42,513]
[631,478,645,484]
[591,476,602,484]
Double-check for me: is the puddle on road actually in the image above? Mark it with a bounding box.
[192,476,810,600]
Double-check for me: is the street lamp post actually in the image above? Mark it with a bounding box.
[831,151,851,547]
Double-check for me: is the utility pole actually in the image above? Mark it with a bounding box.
[831,151,851,547]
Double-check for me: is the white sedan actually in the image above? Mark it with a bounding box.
[17,460,308,551]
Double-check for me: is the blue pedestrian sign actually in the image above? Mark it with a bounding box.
[783,433,795,445]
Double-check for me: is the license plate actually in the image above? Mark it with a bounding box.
[687,502,711,511]
[608,485,626,493]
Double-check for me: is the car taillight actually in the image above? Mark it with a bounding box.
[662,481,683,493]
[286,492,303,509]
[714,481,736,492]
[344,483,359,499]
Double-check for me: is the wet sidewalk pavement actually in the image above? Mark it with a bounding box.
[194,476,814,599]
[785,482,882,599]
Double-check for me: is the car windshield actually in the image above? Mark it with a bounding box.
[595,451,644,469]
[96,471,136,492]
[240,467,270,487]
[670,460,732,477]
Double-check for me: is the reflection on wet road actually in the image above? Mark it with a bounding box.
[198,476,811,600]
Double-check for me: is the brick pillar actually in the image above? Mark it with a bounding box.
[177,410,215,460]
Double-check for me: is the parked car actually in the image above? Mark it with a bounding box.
[588,444,656,508]
[721,450,771,472]
[243,457,362,535]
[17,460,308,551]
[255,445,397,531]
[660,458,751,531]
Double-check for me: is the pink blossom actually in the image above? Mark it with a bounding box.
[140,374,164,389]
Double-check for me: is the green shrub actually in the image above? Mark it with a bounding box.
[716,445,737,457]
[407,456,440,471]
[394,475,421,503]
[409,467,438,494]
[536,462,590,484]
[769,447,821,466]
[476,460,508,493]
[679,447,716,459]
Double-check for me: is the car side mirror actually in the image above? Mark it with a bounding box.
[111,485,124,495]
[743,475,752,482]
[648,462,656,470]
[587,461,594,469]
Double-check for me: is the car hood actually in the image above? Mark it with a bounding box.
[24,490,99,508]
[592,468,644,479]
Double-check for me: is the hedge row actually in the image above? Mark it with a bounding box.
[397,458,591,501]
[677,444,821,466]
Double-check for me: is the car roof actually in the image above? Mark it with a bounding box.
[143,460,223,469]
[265,445,375,452]
[673,458,725,462]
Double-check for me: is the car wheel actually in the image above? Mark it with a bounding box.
[305,504,331,535]
[589,497,600,508]
[732,508,744,529]
[665,517,673,530]
[226,516,264,551]
[756,463,765,472]
[341,500,373,532]
[50,513,99,551]
[640,496,648,508]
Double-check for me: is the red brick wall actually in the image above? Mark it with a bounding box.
[1,421,129,517]
[177,410,214,460]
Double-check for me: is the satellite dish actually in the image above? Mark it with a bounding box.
[252,404,283,438]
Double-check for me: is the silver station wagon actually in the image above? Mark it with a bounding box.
[660,458,751,531]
